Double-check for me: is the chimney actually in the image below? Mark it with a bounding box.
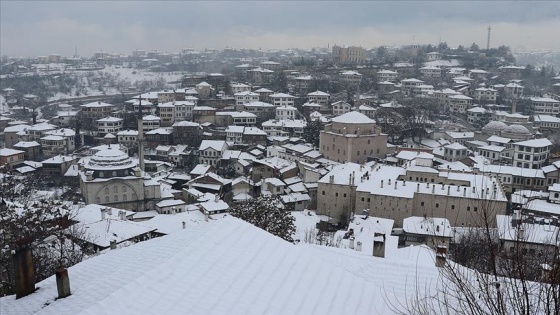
[456,186,460,192]
[380,180,384,188]
[447,187,450,195]
[373,233,386,258]
[426,182,429,188]
[101,208,106,220]
[463,187,467,197]
[417,183,420,192]
[388,179,392,186]
[182,221,186,229]
[435,245,447,268]
[541,264,553,282]
[13,245,36,299]
[403,181,406,186]
[110,240,117,250]
[214,194,219,202]
[329,175,334,184]
[356,241,362,252]
[205,213,209,222]
[56,268,71,299]
[394,181,397,189]
[441,183,444,190]
[349,236,355,249]
[517,227,525,240]
[432,185,435,193]
[106,207,112,216]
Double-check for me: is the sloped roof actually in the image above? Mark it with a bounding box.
[0,217,442,315]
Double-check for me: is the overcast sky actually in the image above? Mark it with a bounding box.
[1,1,559,57]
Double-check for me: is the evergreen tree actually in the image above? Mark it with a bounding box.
[229,196,295,242]
[302,120,324,148]
[273,72,288,93]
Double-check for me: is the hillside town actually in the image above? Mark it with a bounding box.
[2,40,560,313]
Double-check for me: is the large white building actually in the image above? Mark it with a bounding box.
[513,138,552,169]
[79,148,161,211]
[269,93,295,107]
[530,97,560,115]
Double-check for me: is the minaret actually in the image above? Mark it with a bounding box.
[137,96,145,171]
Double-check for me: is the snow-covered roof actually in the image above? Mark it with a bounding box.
[70,204,135,225]
[0,217,444,315]
[96,116,122,123]
[497,214,560,246]
[81,101,113,108]
[307,90,330,96]
[0,148,24,156]
[156,199,186,208]
[85,148,137,171]
[81,219,156,248]
[531,97,559,103]
[269,93,294,98]
[117,130,139,136]
[514,138,552,148]
[445,142,467,150]
[331,111,375,124]
[403,216,452,237]
[146,128,172,135]
[254,88,273,93]
[190,164,211,176]
[534,115,560,123]
[196,81,212,87]
[13,141,40,148]
[199,140,228,152]
[486,135,512,144]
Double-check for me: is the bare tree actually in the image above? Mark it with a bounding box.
[389,191,560,315]
[0,175,88,297]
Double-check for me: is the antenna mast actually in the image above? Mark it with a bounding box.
[487,26,491,50]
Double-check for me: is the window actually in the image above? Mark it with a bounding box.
[451,205,455,209]
[123,186,127,192]
[105,196,109,203]
[114,195,118,202]
[474,207,478,212]
[421,202,425,206]
[96,197,101,203]
[105,187,109,194]
[435,203,439,208]
[343,193,347,197]
[322,191,325,195]
[123,194,128,201]
[113,186,118,193]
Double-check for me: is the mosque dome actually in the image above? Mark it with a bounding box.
[503,124,531,135]
[86,148,137,172]
[482,121,507,132]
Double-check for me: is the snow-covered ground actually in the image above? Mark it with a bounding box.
[45,66,186,102]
